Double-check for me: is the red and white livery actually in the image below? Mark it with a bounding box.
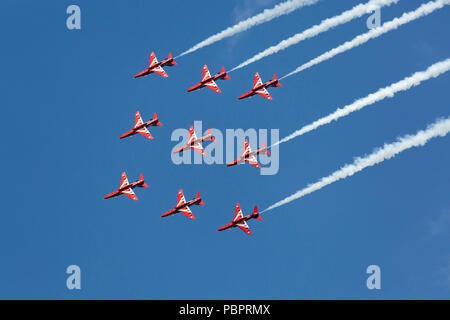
[187,65,230,93]
[226,139,271,169]
[161,189,205,220]
[172,126,215,156]
[134,52,177,79]
[120,111,162,140]
[217,203,262,235]
[104,172,149,201]
[238,72,282,100]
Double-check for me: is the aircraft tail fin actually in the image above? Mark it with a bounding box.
[153,112,163,126]
[196,192,205,206]
[273,74,282,87]
[207,128,215,141]
[139,174,149,188]
[168,52,178,65]
[262,141,271,155]
[222,66,231,79]
[253,205,263,221]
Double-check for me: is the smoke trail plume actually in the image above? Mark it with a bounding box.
[281,0,450,79]
[177,0,319,58]
[273,58,450,147]
[231,0,399,72]
[262,116,450,213]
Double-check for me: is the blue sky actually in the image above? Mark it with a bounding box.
[0,0,449,299]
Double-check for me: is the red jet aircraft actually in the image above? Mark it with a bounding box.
[104,172,149,201]
[187,65,230,93]
[134,52,177,78]
[226,139,271,169]
[172,126,215,156]
[120,111,162,140]
[161,189,205,220]
[218,203,262,235]
[238,72,282,100]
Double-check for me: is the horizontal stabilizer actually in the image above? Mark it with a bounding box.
[222,66,231,79]
[196,191,205,206]
[273,74,282,87]
[262,141,271,155]
[153,112,163,126]
[168,52,178,65]
[253,205,263,221]
[139,174,149,188]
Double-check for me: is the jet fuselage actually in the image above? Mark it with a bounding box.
[104,180,145,199]
[238,79,281,100]
[161,197,203,217]
[226,146,269,167]
[134,57,176,78]
[120,118,159,139]
[217,213,259,231]
[187,72,228,92]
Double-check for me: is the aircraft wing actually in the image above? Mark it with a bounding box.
[191,142,206,155]
[233,203,244,222]
[152,65,168,78]
[136,127,154,140]
[149,52,159,67]
[236,220,252,235]
[120,172,129,189]
[242,139,251,156]
[204,80,221,93]
[173,144,189,154]
[177,189,187,207]
[178,206,195,220]
[202,65,211,81]
[187,126,198,144]
[253,72,263,89]
[122,187,138,201]
[134,111,144,127]
[245,155,261,168]
[255,87,273,100]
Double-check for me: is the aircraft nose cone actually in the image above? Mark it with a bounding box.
[161,210,173,217]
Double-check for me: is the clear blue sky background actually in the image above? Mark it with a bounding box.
[0,0,449,299]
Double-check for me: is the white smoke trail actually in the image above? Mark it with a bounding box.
[176,0,319,58]
[281,0,450,79]
[273,58,450,147]
[262,116,450,213]
[230,0,399,72]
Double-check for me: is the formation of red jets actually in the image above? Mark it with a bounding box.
[105,51,277,235]
[134,51,282,100]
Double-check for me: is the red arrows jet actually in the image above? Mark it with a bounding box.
[134,52,177,78]
[161,189,205,220]
[187,65,230,93]
[104,172,149,201]
[172,126,215,156]
[227,139,271,169]
[120,111,162,140]
[238,72,282,100]
[218,203,262,235]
